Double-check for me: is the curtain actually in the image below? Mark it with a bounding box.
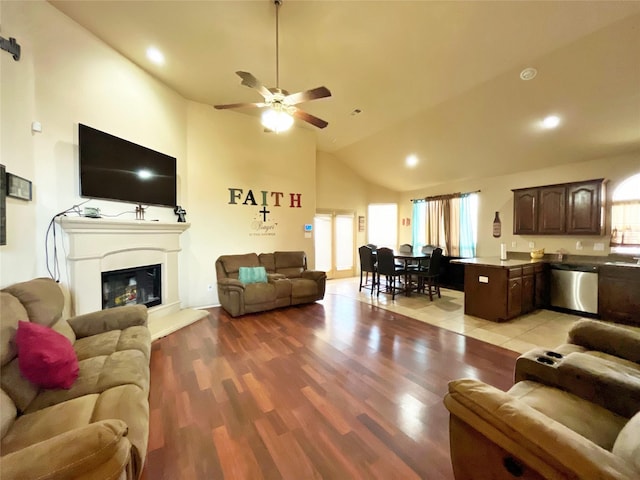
[459,194,476,257]
[411,193,478,258]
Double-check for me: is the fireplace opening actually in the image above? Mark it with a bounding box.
[102,264,161,309]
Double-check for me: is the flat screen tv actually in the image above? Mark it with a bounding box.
[79,124,177,207]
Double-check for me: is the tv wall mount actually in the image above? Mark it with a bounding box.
[0,36,21,61]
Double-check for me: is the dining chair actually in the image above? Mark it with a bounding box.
[376,247,406,300]
[358,245,377,294]
[416,247,443,301]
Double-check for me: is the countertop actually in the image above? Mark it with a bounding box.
[451,256,640,269]
[450,257,543,268]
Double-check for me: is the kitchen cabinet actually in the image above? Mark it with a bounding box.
[512,179,604,235]
[534,263,548,308]
[513,188,538,235]
[598,265,640,326]
[566,181,602,234]
[538,186,566,234]
[462,261,540,322]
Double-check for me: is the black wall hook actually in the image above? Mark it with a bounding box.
[0,36,21,61]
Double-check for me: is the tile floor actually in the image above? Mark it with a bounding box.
[325,277,589,353]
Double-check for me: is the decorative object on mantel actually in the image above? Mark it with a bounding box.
[174,205,186,222]
[6,172,32,201]
[0,35,21,61]
[492,211,501,238]
[135,204,146,220]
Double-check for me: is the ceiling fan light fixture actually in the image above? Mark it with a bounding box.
[261,106,294,133]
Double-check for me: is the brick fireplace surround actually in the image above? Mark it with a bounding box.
[59,217,206,339]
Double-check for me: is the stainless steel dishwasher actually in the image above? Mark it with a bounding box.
[550,264,599,314]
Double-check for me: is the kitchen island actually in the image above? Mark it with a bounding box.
[452,257,547,322]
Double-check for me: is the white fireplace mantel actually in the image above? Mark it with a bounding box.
[59,217,192,332]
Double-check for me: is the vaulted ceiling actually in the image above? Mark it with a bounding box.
[49,1,640,192]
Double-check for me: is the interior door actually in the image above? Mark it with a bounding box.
[314,211,355,279]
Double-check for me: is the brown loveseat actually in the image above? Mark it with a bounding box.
[0,278,151,480]
[444,319,640,479]
[215,251,326,317]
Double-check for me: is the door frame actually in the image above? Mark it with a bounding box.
[314,209,356,279]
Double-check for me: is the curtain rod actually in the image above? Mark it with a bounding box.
[411,189,481,203]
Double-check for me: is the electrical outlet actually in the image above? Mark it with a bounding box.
[528,242,535,248]
[576,241,583,250]
[511,241,517,248]
[594,242,605,251]
[207,284,213,291]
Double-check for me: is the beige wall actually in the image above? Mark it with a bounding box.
[400,152,640,257]
[1,0,187,284]
[186,103,317,307]
[0,0,318,309]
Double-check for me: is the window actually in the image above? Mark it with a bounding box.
[411,192,478,257]
[611,173,640,255]
[368,204,397,249]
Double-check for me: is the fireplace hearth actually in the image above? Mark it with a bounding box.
[102,264,161,309]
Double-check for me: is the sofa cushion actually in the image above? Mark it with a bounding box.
[0,359,39,412]
[2,278,64,328]
[274,251,306,278]
[73,326,151,361]
[258,253,276,273]
[0,292,24,366]
[238,266,268,284]
[219,253,261,279]
[290,278,318,299]
[0,389,16,439]
[25,349,149,413]
[242,282,277,306]
[613,411,640,472]
[16,321,79,390]
[508,380,627,450]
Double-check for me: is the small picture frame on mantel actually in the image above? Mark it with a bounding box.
[6,172,32,201]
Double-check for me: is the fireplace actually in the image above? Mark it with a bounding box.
[102,264,161,309]
[58,217,190,319]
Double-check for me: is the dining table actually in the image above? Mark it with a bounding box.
[393,252,431,296]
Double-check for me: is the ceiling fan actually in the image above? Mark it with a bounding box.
[214,0,331,132]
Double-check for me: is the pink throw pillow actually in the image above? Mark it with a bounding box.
[16,320,79,389]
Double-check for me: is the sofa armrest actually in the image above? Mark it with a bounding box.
[567,319,640,364]
[68,305,148,338]
[301,270,326,282]
[0,420,132,480]
[444,378,637,480]
[217,278,245,290]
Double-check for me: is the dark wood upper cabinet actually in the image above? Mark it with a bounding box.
[513,188,538,235]
[538,186,566,234]
[513,179,605,236]
[566,181,602,234]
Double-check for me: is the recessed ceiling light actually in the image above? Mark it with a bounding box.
[542,115,561,129]
[520,67,537,81]
[406,154,418,168]
[146,47,165,65]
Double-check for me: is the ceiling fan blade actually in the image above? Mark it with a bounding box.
[284,86,331,106]
[236,71,273,99]
[214,102,267,110]
[292,109,329,129]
